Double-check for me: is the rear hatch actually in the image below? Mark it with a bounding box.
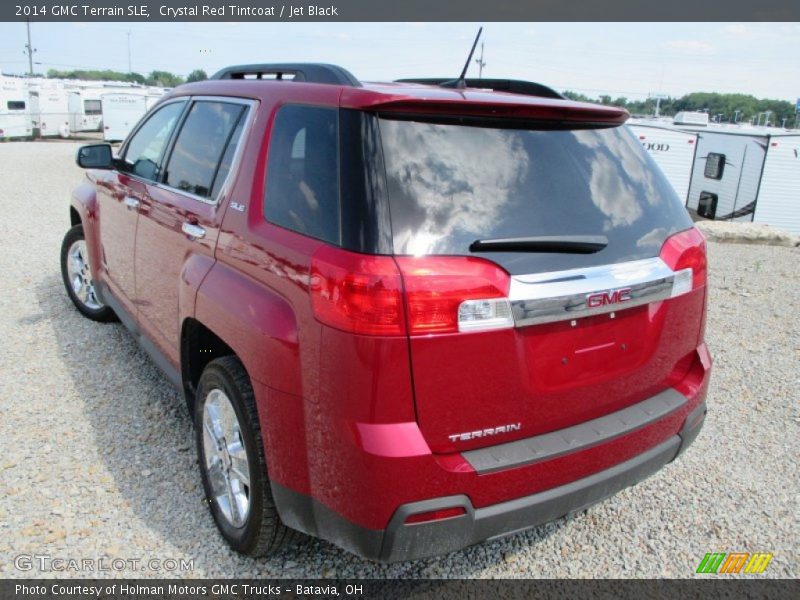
[376,114,706,453]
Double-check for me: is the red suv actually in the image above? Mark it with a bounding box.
[61,64,711,562]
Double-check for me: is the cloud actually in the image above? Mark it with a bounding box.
[663,40,717,55]
[724,24,748,35]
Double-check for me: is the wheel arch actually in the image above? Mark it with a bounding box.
[180,317,237,413]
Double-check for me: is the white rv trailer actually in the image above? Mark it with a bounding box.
[684,128,769,224]
[101,93,148,142]
[751,133,800,235]
[67,88,104,133]
[627,122,699,203]
[0,77,32,139]
[27,79,71,137]
[102,88,167,142]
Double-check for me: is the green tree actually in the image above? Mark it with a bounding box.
[145,70,185,87]
[186,69,208,83]
[46,68,145,84]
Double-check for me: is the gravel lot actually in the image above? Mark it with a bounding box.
[0,141,797,579]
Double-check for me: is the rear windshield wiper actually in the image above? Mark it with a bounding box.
[469,235,608,254]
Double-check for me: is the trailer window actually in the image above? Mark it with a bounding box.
[697,192,718,219]
[163,100,246,199]
[704,153,725,179]
[7,101,25,110]
[84,99,102,115]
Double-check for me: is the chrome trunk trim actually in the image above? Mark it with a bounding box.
[509,257,677,327]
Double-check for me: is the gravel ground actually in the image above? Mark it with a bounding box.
[0,141,797,579]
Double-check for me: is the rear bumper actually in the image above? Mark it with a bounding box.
[273,400,706,562]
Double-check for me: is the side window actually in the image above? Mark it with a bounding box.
[704,153,725,179]
[163,101,246,199]
[83,99,102,115]
[7,101,25,110]
[122,101,185,181]
[264,105,340,245]
[210,117,246,199]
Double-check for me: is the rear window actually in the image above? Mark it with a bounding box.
[83,99,102,115]
[378,118,692,273]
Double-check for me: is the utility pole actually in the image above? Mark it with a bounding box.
[650,93,666,118]
[24,20,36,75]
[126,30,132,73]
[474,42,486,79]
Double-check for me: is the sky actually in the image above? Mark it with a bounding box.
[0,22,798,102]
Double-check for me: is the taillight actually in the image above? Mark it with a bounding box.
[310,246,405,336]
[396,256,512,335]
[309,247,513,337]
[660,227,707,296]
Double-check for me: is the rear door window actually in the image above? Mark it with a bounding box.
[264,105,340,245]
[122,101,186,181]
[163,100,246,199]
[378,118,692,274]
[83,99,102,115]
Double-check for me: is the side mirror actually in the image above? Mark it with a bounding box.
[76,144,114,169]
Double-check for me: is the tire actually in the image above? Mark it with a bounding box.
[60,224,116,322]
[195,356,298,557]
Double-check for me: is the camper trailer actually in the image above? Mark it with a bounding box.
[679,127,800,234]
[67,88,104,133]
[628,122,698,203]
[0,77,32,139]
[685,129,769,223]
[752,133,800,235]
[101,93,148,142]
[102,88,166,142]
[28,79,71,138]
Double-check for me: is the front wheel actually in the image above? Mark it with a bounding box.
[195,356,297,556]
[60,224,116,322]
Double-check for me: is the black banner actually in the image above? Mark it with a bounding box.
[4,0,800,22]
[2,579,799,600]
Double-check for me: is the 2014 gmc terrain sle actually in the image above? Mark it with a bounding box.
[61,63,711,562]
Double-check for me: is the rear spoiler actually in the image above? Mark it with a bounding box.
[395,78,564,100]
[341,88,629,126]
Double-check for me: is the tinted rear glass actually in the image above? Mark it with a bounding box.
[379,118,692,274]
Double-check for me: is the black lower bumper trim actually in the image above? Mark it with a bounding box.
[272,422,710,562]
[380,435,682,562]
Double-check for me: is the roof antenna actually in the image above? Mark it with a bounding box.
[441,27,483,89]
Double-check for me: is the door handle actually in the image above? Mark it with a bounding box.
[182,222,206,240]
[123,196,140,210]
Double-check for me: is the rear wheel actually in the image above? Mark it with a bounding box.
[60,225,115,322]
[195,356,297,556]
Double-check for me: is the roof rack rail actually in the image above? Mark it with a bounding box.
[210,63,361,87]
[395,78,563,100]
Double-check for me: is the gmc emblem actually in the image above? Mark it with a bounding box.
[586,288,633,308]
